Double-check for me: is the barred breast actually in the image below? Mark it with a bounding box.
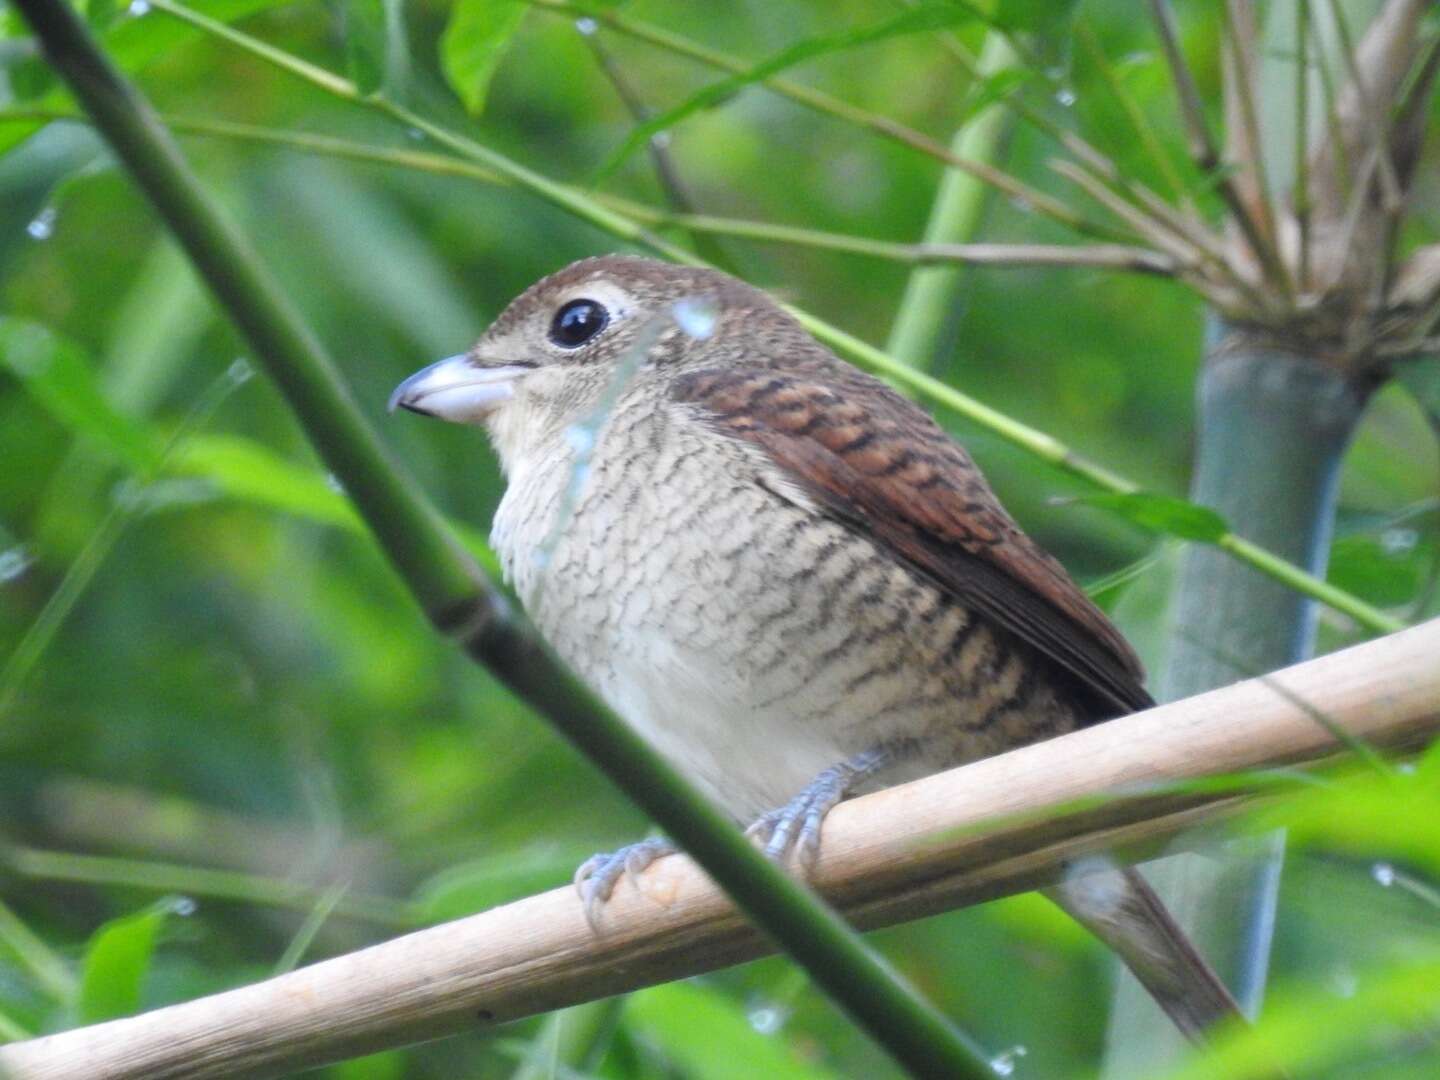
[490,385,1083,821]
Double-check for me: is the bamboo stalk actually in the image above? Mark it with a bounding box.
[2,620,1435,1080]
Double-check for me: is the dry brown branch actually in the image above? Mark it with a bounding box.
[1147,0,1289,295]
[1223,0,1285,277]
[0,621,1435,1080]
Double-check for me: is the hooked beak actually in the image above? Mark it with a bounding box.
[387,354,530,423]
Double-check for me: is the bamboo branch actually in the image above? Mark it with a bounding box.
[3,620,1436,1080]
[523,0,1145,246]
[1147,0,1292,296]
[0,107,1175,278]
[1295,0,1313,290]
[1222,0,1295,302]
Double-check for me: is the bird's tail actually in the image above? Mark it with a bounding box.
[1046,862,1244,1044]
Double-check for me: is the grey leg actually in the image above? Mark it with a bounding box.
[746,745,899,869]
[573,837,676,927]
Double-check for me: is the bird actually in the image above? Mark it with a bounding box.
[390,253,1242,1042]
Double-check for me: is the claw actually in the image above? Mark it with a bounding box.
[747,747,897,871]
[749,774,847,869]
[573,837,675,928]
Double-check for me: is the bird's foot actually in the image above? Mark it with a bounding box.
[574,837,676,927]
[746,768,854,870]
[746,746,898,870]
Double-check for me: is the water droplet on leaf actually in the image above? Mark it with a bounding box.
[226,357,254,386]
[990,1045,1028,1076]
[0,547,35,584]
[26,207,56,241]
[747,1006,781,1034]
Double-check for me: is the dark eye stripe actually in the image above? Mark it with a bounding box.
[550,298,609,348]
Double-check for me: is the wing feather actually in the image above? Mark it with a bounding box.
[673,365,1153,720]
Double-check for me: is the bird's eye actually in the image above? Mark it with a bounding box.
[549,298,609,349]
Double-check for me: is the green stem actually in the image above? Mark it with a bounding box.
[0,896,77,1003]
[885,31,1017,372]
[525,0,1134,245]
[11,1,992,1076]
[0,105,1174,276]
[3,844,419,927]
[1103,321,1374,1075]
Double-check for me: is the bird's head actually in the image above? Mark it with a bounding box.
[388,254,771,473]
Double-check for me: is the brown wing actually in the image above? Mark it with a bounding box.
[673,365,1153,720]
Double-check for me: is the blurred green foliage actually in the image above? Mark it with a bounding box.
[0,1,1438,1077]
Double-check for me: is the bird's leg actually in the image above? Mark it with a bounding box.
[747,743,909,869]
[574,743,909,925]
[574,836,676,926]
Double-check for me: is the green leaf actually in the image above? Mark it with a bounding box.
[1398,357,1440,432]
[1,0,290,155]
[1254,769,1440,879]
[77,899,181,1024]
[343,0,405,97]
[987,0,1081,37]
[1328,533,1426,608]
[1068,491,1230,543]
[174,433,362,532]
[595,3,986,181]
[1163,957,1440,1080]
[957,66,1035,125]
[0,319,160,473]
[171,434,503,576]
[625,982,843,1080]
[439,0,526,116]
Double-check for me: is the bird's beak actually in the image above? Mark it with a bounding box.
[387,354,530,423]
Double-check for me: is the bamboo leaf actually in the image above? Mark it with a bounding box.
[439,0,526,115]
[1164,957,1440,1080]
[77,899,181,1024]
[625,982,844,1080]
[1328,533,1426,608]
[1253,769,1440,879]
[1398,357,1440,432]
[594,3,986,181]
[1067,491,1230,542]
[342,0,404,97]
[0,0,292,153]
[0,318,159,472]
[173,433,363,532]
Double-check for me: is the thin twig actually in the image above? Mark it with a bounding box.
[1076,22,1193,211]
[574,19,739,274]
[1147,0,1293,299]
[1296,0,1313,290]
[1321,0,1404,208]
[1223,0,1295,302]
[0,108,1181,279]
[525,0,1139,245]
[909,14,1220,275]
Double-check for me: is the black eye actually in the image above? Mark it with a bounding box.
[549,298,609,348]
